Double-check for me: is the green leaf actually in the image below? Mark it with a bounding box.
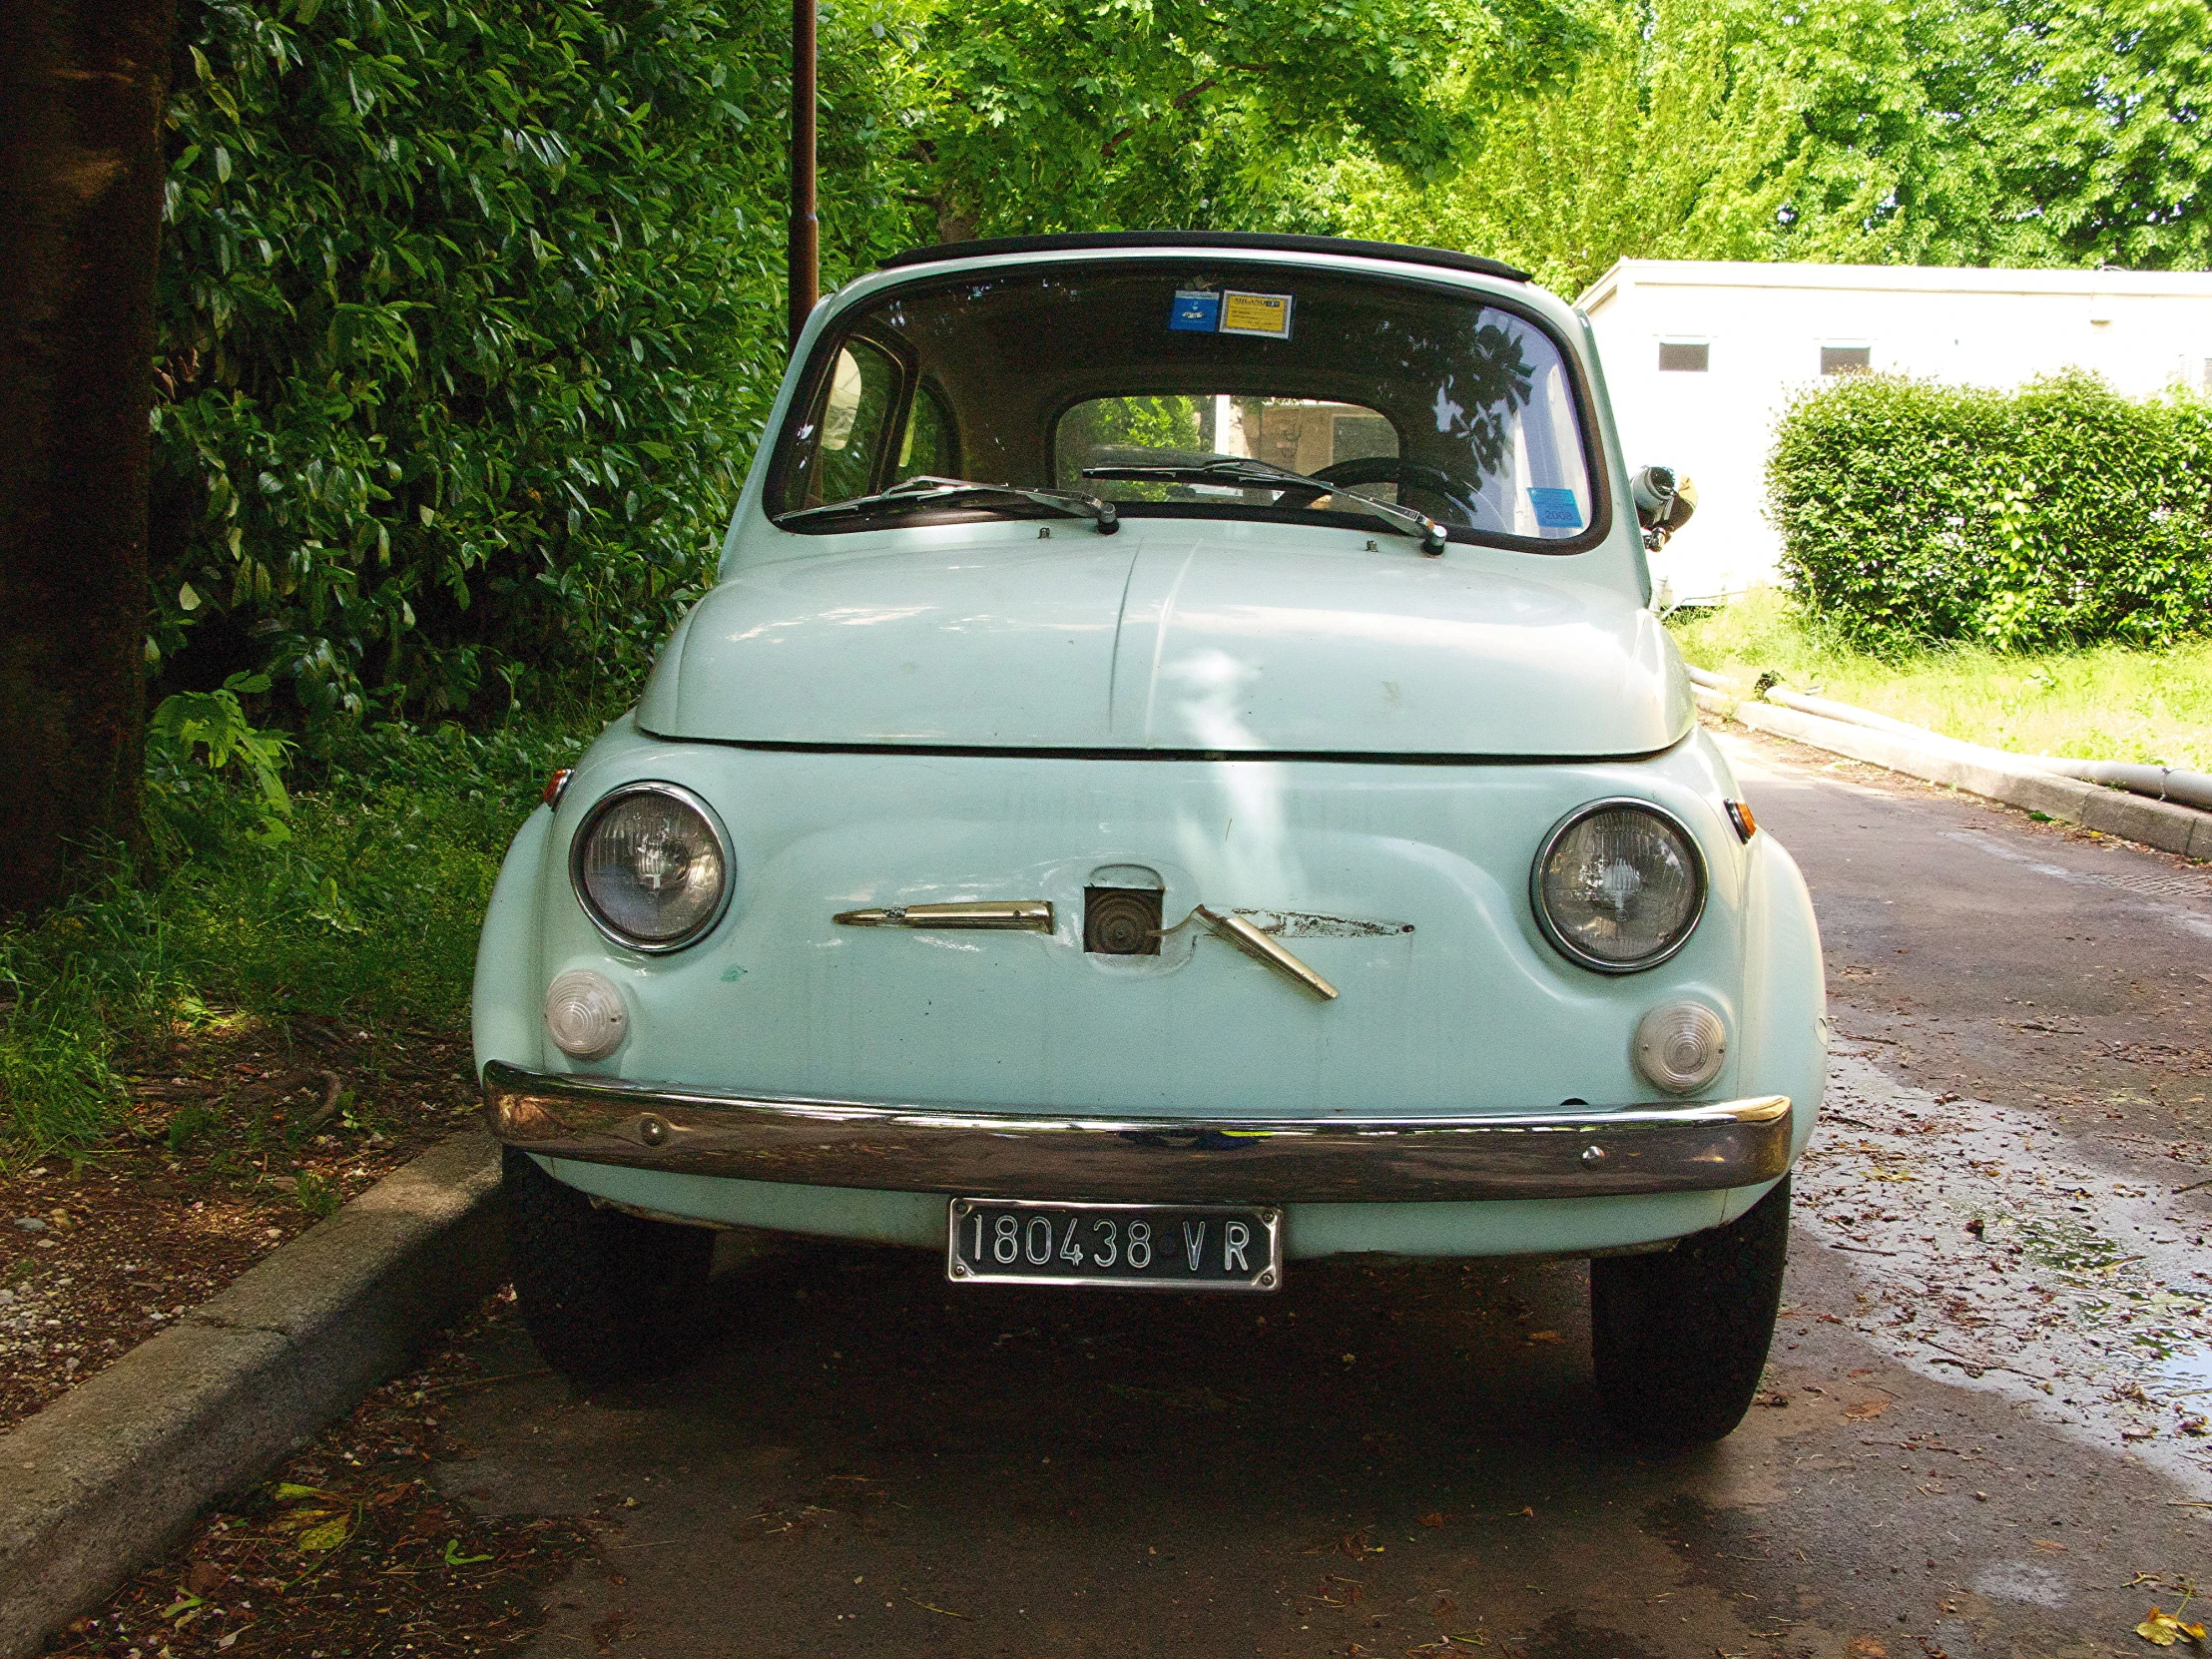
[296,1514,351,1552]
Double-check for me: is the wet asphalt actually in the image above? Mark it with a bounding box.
[433,725,2212,1658]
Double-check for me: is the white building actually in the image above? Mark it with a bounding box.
[1576,260,2212,605]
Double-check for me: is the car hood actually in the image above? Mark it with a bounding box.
[639,525,1691,757]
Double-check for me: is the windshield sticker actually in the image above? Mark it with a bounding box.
[1525,486,1583,529]
[1169,290,1223,332]
[1219,290,1294,338]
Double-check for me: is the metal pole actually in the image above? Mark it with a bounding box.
[788,0,819,350]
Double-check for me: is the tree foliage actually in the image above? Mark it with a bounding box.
[154,0,926,730]
[904,0,1595,239]
[1317,0,2212,296]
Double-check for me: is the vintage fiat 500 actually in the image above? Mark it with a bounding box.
[473,231,1825,1444]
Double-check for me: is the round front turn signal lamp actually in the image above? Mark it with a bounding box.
[545,969,628,1060]
[1633,1002,1727,1094]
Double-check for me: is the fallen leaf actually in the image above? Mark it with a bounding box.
[443,1538,494,1565]
[1845,1639,1888,1658]
[296,1514,352,1552]
[1843,1399,1890,1421]
[1524,1330,1563,1345]
[1416,1512,1444,1528]
[273,1482,342,1501]
[2032,1539,2069,1553]
[2137,1607,2208,1646]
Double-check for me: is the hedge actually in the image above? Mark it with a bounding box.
[1768,370,2212,652]
[153,0,926,733]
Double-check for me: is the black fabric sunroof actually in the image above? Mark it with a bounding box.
[878,231,1529,283]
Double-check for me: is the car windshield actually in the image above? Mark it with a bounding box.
[766,262,1598,548]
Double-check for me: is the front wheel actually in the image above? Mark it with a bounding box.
[504,1147,716,1384]
[1590,1177,1791,1446]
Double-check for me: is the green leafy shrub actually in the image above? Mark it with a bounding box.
[153,0,925,731]
[1769,370,2212,652]
[147,671,296,846]
[0,711,597,1153]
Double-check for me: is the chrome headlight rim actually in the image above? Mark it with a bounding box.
[1529,796,1710,975]
[567,780,735,954]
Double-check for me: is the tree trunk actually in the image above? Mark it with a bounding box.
[0,0,175,916]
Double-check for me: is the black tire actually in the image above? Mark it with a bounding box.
[1590,1177,1791,1446]
[504,1147,717,1384]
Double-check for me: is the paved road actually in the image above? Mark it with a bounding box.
[435,727,2212,1658]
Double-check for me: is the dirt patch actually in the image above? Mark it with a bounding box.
[1,1015,479,1432]
[39,1292,599,1659]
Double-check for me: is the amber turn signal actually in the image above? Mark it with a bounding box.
[1724,799,1757,842]
[543,769,574,809]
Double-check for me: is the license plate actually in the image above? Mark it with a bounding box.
[947,1199,1282,1291]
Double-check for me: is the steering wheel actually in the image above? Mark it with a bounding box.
[1297,456,1482,524]
[1274,455,1477,526]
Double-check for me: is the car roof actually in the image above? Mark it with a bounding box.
[877,231,1529,283]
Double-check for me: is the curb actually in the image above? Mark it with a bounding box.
[0,1131,505,1658]
[1697,687,2212,861]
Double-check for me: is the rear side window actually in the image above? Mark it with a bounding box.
[1057,395,1398,482]
[794,340,900,507]
[897,383,957,480]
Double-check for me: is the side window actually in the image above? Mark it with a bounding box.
[895,384,957,481]
[804,341,899,506]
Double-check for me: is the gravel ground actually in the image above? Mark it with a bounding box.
[37,1291,603,1659]
[1,1018,478,1431]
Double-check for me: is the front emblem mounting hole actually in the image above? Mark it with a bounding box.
[1084,886,1163,955]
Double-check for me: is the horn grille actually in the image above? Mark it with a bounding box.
[1084,886,1163,955]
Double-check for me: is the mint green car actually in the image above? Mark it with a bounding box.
[474,232,1825,1443]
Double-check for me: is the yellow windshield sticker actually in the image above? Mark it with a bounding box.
[1219,290,1294,339]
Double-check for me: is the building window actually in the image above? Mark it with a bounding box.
[1821,345,1872,375]
[1658,341,1710,373]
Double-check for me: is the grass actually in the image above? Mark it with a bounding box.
[0,713,598,1156]
[1668,590,2212,774]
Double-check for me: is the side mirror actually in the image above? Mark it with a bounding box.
[1630,465,1697,549]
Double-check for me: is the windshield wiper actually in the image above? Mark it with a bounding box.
[777,475,1119,534]
[1082,458,1446,555]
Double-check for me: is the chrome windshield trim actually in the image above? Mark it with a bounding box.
[482,1062,1792,1203]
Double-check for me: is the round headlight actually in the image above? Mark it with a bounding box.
[570,783,731,951]
[1531,800,1708,973]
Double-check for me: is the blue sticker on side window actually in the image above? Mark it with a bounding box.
[1169,290,1222,332]
[1526,487,1583,529]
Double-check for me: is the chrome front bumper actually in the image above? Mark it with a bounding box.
[482,1062,1793,1203]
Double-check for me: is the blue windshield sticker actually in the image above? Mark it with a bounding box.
[1169,290,1222,332]
[1526,487,1583,529]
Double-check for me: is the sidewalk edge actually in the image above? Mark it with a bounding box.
[1697,687,2212,862]
[0,1131,505,1658]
